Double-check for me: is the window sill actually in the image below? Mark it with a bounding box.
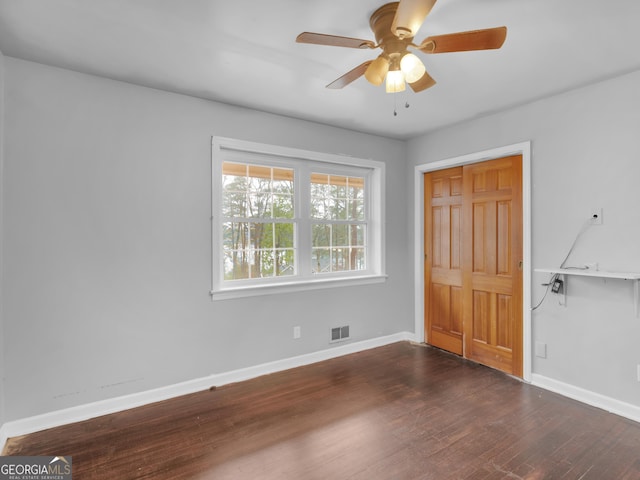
[210,274,388,301]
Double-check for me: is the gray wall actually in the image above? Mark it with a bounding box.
[407,70,640,407]
[6,52,637,425]
[2,57,412,421]
[0,48,5,428]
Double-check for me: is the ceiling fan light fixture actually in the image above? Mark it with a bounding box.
[400,53,426,83]
[364,55,390,86]
[385,69,405,93]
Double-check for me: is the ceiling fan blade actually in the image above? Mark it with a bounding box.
[409,70,436,92]
[392,0,438,39]
[419,26,507,53]
[296,32,376,49]
[326,61,373,89]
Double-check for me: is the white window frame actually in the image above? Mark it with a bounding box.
[211,137,386,300]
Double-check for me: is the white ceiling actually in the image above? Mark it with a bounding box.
[1,0,639,140]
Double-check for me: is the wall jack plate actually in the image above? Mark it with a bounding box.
[551,278,564,294]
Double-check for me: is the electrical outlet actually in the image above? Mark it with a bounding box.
[637,364,640,382]
[293,326,301,339]
[589,208,603,225]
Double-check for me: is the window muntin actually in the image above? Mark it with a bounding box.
[212,137,385,298]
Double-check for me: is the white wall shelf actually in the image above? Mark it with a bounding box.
[535,268,640,316]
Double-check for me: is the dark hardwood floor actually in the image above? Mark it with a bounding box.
[4,342,640,479]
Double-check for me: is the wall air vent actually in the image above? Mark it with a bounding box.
[330,325,350,343]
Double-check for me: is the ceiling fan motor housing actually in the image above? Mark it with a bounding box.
[370,2,414,58]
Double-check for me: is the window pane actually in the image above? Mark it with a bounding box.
[224,248,297,280]
[273,167,294,182]
[247,193,272,218]
[332,224,349,247]
[247,165,272,182]
[351,224,366,246]
[256,250,274,277]
[223,222,295,280]
[252,223,273,249]
[222,222,267,250]
[332,198,347,220]
[312,248,330,273]
[223,222,249,251]
[310,223,366,274]
[311,173,365,221]
[311,246,367,274]
[311,179,329,197]
[331,247,366,272]
[311,173,330,185]
[223,250,253,280]
[222,163,248,217]
[273,194,294,219]
[348,199,365,221]
[332,248,349,271]
[222,163,248,189]
[222,192,246,218]
[273,168,294,196]
[352,247,366,270]
[248,177,270,195]
[276,249,295,276]
[347,178,365,221]
[223,162,295,220]
[312,224,331,247]
[274,223,295,248]
[310,197,329,220]
[331,175,348,198]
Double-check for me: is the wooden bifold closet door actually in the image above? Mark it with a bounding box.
[424,156,523,377]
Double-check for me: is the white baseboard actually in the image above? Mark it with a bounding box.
[531,373,640,424]
[0,331,416,451]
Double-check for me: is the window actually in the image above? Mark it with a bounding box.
[211,137,385,299]
[310,173,366,274]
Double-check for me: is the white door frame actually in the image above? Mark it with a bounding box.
[413,141,532,382]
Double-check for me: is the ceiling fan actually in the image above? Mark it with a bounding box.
[296,0,507,93]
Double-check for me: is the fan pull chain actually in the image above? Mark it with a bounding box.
[392,94,410,117]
